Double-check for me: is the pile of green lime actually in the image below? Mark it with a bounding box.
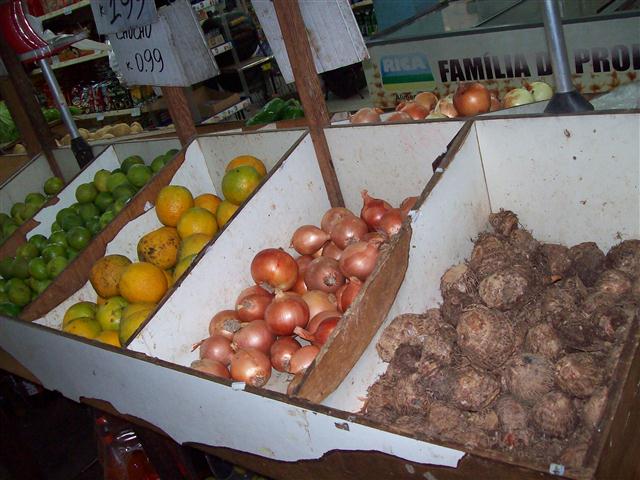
[0,149,178,317]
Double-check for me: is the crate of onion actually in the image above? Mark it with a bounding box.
[323,112,640,479]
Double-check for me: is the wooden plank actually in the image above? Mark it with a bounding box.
[272,0,344,208]
[162,87,197,146]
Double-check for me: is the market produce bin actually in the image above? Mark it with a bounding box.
[321,112,640,479]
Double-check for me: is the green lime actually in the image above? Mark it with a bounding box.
[0,302,21,317]
[112,184,136,202]
[0,213,11,225]
[126,164,152,188]
[151,154,168,173]
[25,192,46,206]
[94,191,115,212]
[67,226,91,251]
[7,278,31,306]
[93,169,111,193]
[78,203,100,222]
[44,176,64,195]
[2,222,18,238]
[0,291,8,303]
[28,257,48,280]
[56,207,76,225]
[99,211,116,230]
[11,203,26,223]
[28,234,48,253]
[109,198,128,215]
[15,242,39,260]
[85,218,101,236]
[67,248,79,261]
[48,231,69,248]
[42,244,66,263]
[50,222,63,233]
[59,214,83,232]
[110,168,123,175]
[23,202,40,220]
[0,279,6,293]
[69,203,82,214]
[166,149,179,156]
[106,172,130,193]
[0,257,14,279]
[47,256,68,278]
[120,155,145,174]
[76,183,98,204]
[30,278,51,295]
[10,257,30,279]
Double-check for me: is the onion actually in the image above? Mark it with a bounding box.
[199,335,234,366]
[264,291,310,336]
[251,248,298,291]
[376,208,405,237]
[395,101,406,111]
[209,310,242,339]
[270,337,301,372]
[453,82,491,116]
[236,285,272,303]
[291,255,314,295]
[294,317,339,346]
[350,107,381,124]
[426,112,447,119]
[490,94,501,111]
[335,277,363,312]
[231,320,275,354]
[304,257,345,293]
[414,91,438,112]
[399,101,429,120]
[291,274,308,295]
[530,81,553,101]
[290,345,320,374]
[400,196,418,212]
[339,240,381,281]
[291,225,329,256]
[191,359,230,379]
[363,231,387,243]
[503,88,534,108]
[320,207,355,234]
[385,112,412,123]
[296,255,314,273]
[230,348,272,387]
[360,190,392,230]
[236,293,273,322]
[306,310,342,334]
[321,241,343,261]
[435,95,458,118]
[331,215,368,249]
[302,290,338,319]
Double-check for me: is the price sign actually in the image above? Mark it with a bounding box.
[91,0,159,35]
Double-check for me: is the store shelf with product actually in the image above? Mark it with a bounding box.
[37,0,90,21]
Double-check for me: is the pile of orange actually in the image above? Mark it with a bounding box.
[219,155,266,227]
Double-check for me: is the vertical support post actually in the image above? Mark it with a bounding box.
[273,0,344,208]
[162,86,197,146]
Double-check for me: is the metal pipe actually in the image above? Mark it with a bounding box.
[542,0,574,94]
[37,57,81,138]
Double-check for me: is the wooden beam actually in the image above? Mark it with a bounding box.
[272,0,344,207]
[161,87,197,146]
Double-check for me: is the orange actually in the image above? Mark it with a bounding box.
[178,233,211,260]
[137,226,180,269]
[155,185,194,227]
[176,207,218,239]
[118,262,168,303]
[173,254,196,281]
[215,200,239,228]
[225,155,267,177]
[95,330,121,347]
[221,166,262,205]
[194,193,222,215]
[163,269,173,287]
[96,295,107,305]
[90,255,132,298]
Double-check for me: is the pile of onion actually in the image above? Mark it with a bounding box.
[191,190,417,392]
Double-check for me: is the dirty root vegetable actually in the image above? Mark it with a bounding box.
[555,353,602,398]
[251,248,298,291]
[360,190,392,230]
[453,82,491,116]
[209,310,242,339]
[568,242,606,287]
[295,317,339,346]
[399,101,429,120]
[289,345,320,374]
[531,391,576,438]
[264,291,310,336]
[321,241,343,261]
[270,337,301,373]
[335,277,363,312]
[331,215,368,249]
[200,335,234,366]
[191,359,230,379]
[414,91,438,112]
[302,290,337,319]
[339,239,381,281]
[350,107,381,124]
[606,239,640,278]
[232,320,275,355]
[291,225,330,256]
[304,257,345,293]
[478,267,531,310]
[595,269,632,298]
[502,354,554,405]
[524,323,563,361]
[321,207,355,235]
[230,348,272,387]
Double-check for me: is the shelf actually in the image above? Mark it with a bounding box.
[192,0,220,12]
[201,98,251,124]
[31,50,109,75]
[351,0,373,9]
[39,0,90,21]
[221,55,274,74]
[72,107,142,120]
[211,42,233,56]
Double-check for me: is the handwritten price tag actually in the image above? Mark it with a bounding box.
[91,0,158,35]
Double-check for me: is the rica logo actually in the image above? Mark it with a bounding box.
[380,53,434,86]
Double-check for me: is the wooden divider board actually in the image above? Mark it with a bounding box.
[0,154,53,213]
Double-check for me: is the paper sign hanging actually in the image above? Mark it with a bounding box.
[91,0,159,35]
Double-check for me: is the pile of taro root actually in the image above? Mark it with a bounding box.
[363,210,640,469]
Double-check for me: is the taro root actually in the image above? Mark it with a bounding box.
[392,373,431,415]
[559,441,589,469]
[581,290,617,315]
[540,243,572,278]
[515,295,545,326]
[468,408,499,432]
[556,353,603,398]
[532,391,577,438]
[606,239,640,278]
[542,284,580,319]
[524,323,563,361]
[631,277,640,301]
[478,267,532,310]
[509,229,539,257]
[512,319,529,350]
[440,290,476,326]
[440,263,478,298]
[502,353,555,405]
[568,242,605,287]
[429,365,500,412]
[376,309,443,362]
[583,386,608,429]
[496,396,532,448]
[395,415,426,436]
[489,210,519,237]
[420,321,457,365]
[457,305,515,370]
[552,309,600,351]
[589,303,632,341]
[469,233,513,279]
[362,379,398,423]
[594,269,632,299]
[426,402,465,435]
[448,427,494,449]
[386,344,422,379]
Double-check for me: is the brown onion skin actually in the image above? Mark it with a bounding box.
[307,310,342,334]
[453,82,491,116]
[321,241,343,261]
[295,317,339,346]
[321,207,355,235]
[363,231,387,243]
[304,257,346,293]
[350,107,381,124]
[296,255,314,273]
[302,290,338,319]
[236,293,273,322]
[264,291,310,336]
[435,96,458,118]
[339,240,381,281]
[336,277,363,312]
[230,348,272,387]
[376,208,404,237]
[199,335,234,366]
[191,359,230,379]
[360,190,392,230]
[400,101,429,120]
[414,92,438,112]
[291,225,330,256]
[385,111,412,123]
[209,310,242,339]
[291,255,314,294]
[270,337,301,373]
[331,215,368,250]
[290,345,320,375]
[236,285,272,303]
[490,94,501,112]
[231,320,275,355]
[400,196,418,212]
[251,248,298,291]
